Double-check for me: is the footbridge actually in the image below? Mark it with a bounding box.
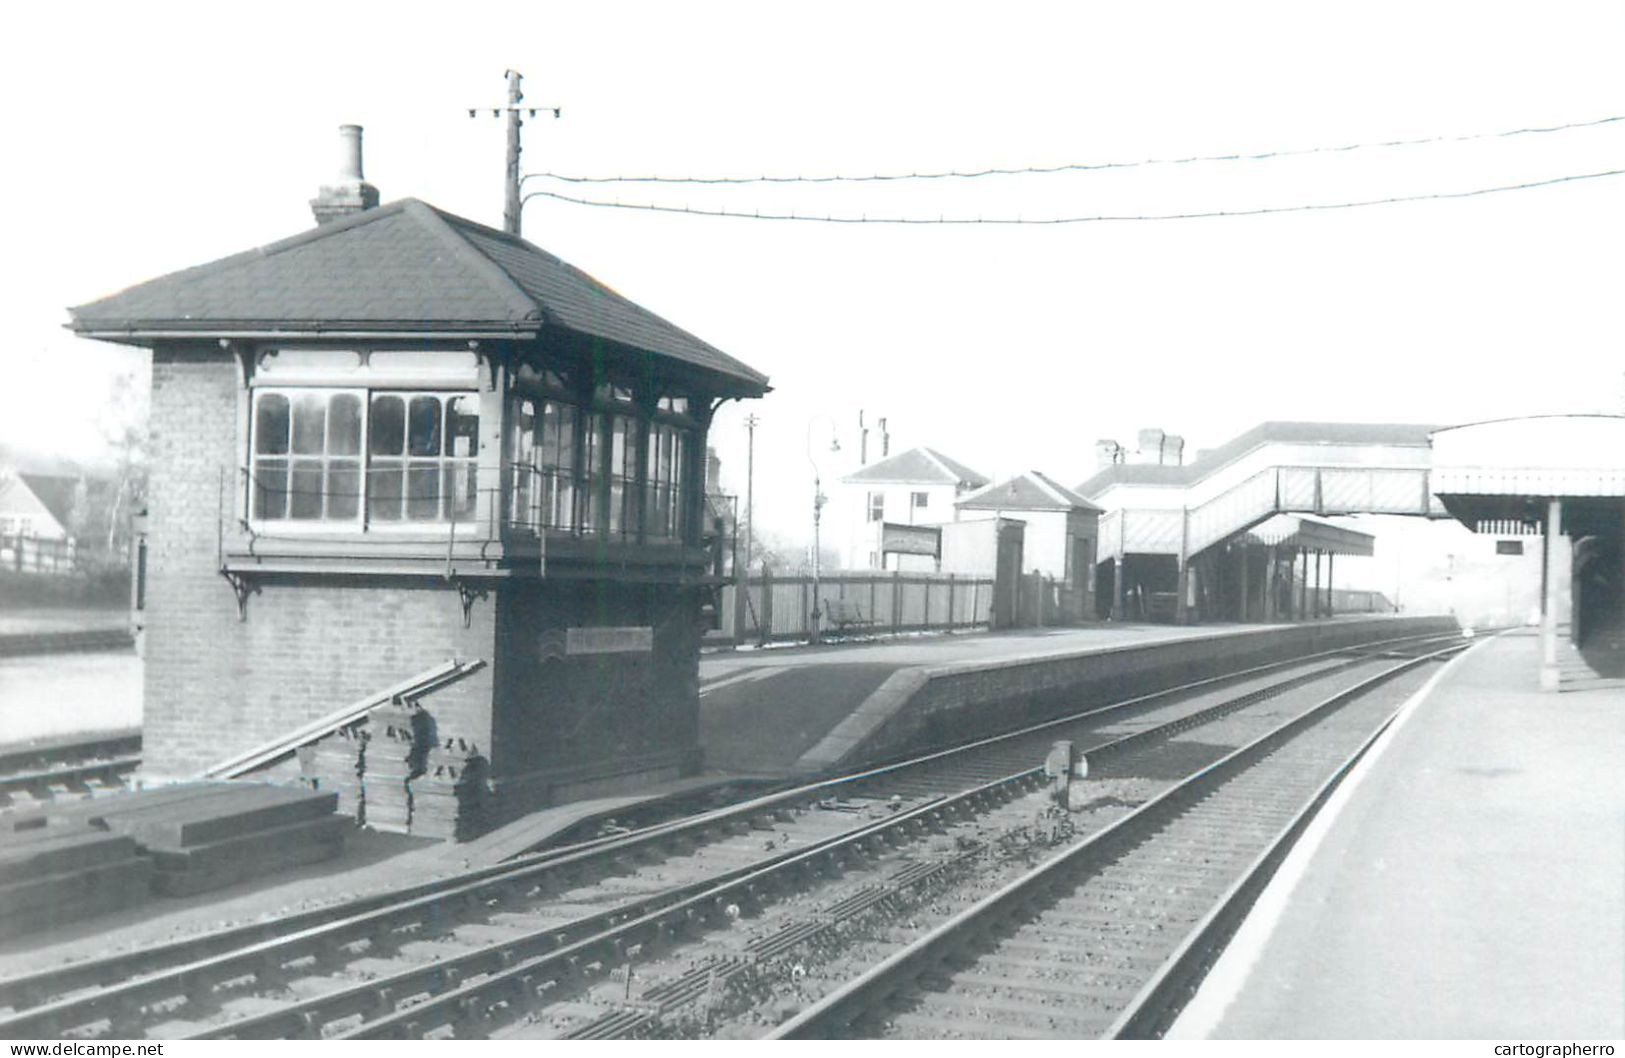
[1078,416,1625,689]
[1078,422,1445,622]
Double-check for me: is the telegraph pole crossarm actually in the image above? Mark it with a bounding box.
[466,69,561,236]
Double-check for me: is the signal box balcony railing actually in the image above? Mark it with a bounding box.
[219,468,713,584]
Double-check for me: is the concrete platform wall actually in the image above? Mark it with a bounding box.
[848,617,1460,770]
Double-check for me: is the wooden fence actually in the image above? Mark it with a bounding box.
[715,569,997,645]
[0,534,76,574]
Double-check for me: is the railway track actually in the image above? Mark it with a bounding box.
[0,731,142,810]
[0,630,1465,1040]
[766,639,1470,1040]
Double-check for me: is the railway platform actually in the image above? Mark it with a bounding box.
[1171,627,1625,1039]
[698,623,1272,772]
[699,617,1446,775]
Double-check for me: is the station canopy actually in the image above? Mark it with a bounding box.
[1430,415,1625,535]
[1239,514,1374,556]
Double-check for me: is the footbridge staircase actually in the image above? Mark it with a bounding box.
[1085,423,1451,564]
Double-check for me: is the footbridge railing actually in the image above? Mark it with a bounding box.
[1101,464,1444,560]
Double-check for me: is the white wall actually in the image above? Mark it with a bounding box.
[832,480,961,569]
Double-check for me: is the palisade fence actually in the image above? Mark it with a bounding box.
[714,570,996,645]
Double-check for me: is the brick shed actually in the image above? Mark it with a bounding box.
[68,130,769,832]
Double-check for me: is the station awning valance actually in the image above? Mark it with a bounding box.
[1240,514,1374,556]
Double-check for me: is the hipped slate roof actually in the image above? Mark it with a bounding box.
[957,471,1102,513]
[842,447,989,488]
[68,198,768,394]
[1075,421,1438,497]
[16,474,79,531]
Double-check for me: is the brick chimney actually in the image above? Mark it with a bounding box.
[310,125,380,226]
[1095,439,1125,467]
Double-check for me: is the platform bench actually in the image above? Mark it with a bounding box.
[823,598,875,634]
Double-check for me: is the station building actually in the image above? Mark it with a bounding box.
[68,128,769,825]
[954,471,1102,622]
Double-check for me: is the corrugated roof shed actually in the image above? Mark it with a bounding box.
[68,198,768,394]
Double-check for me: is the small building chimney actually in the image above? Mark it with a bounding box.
[310,125,380,226]
[1095,439,1125,468]
[1162,434,1185,466]
[1135,428,1167,464]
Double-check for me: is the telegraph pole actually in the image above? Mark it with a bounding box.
[743,414,759,573]
[467,70,560,236]
[504,70,522,234]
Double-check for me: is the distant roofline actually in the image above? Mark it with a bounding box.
[1076,420,1438,497]
[842,445,988,486]
[958,470,1102,512]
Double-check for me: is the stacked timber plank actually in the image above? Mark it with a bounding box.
[409,741,489,842]
[302,706,490,841]
[298,725,366,820]
[0,822,151,939]
[98,785,345,897]
[361,705,418,834]
[0,781,347,937]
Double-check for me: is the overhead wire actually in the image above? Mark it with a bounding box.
[521,167,1625,226]
[525,114,1625,186]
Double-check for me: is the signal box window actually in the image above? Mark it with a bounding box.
[250,388,478,526]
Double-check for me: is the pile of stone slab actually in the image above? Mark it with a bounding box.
[0,782,345,937]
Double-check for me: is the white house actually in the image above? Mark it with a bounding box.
[0,472,76,541]
[0,471,81,573]
[833,447,988,570]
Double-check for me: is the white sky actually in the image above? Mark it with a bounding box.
[3,1,1621,566]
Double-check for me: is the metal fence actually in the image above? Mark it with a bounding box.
[715,569,996,645]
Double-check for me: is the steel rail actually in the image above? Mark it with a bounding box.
[1104,635,1483,1039]
[272,641,1457,1040]
[0,732,144,803]
[0,628,1456,1032]
[767,640,1467,1039]
[0,756,142,796]
[222,784,1005,1039]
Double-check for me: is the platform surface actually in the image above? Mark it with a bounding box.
[698,622,1275,772]
[1172,628,1625,1039]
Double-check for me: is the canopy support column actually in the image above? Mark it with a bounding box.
[1540,498,1563,691]
[1264,545,1278,621]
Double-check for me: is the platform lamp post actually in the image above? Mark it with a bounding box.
[807,415,841,643]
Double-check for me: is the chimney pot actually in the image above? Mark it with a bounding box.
[337,124,365,181]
